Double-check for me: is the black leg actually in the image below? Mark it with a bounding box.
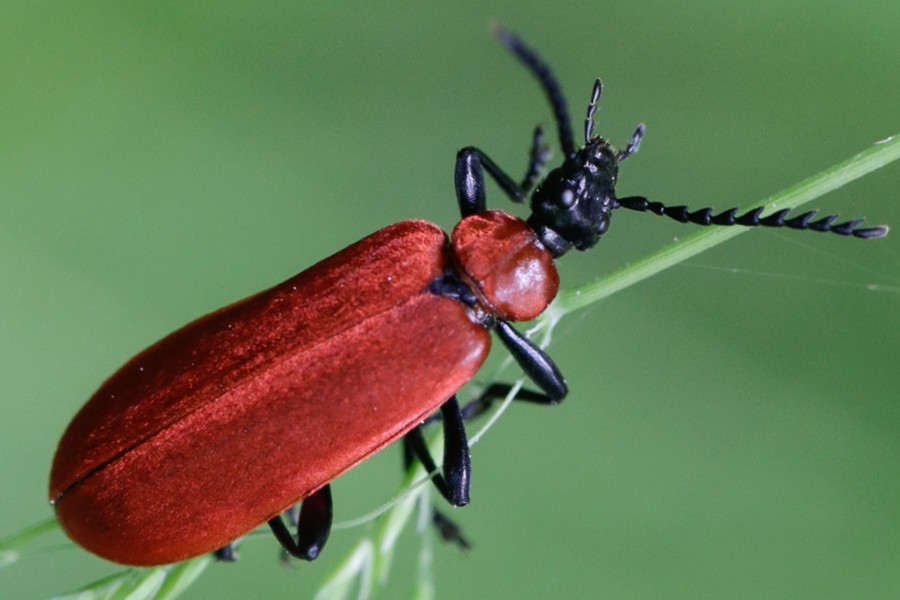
[403,396,471,506]
[403,384,559,551]
[431,509,472,550]
[400,444,473,551]
[495,320,568,401]
[419,382,558,427]
[276,504,300,565]
[460,382,558,419]
[454,125,550,218]
[213,544,238,562]
[521,125,552,193]
[268,484,332,561]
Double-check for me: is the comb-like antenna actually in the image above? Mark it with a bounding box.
[617,123,646,162]
[615,196,889,239]
[494,25,576,158]
[584,79,602,144]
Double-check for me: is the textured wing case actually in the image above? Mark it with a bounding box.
[50,220,491,565]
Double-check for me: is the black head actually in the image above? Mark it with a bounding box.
[497,26,887,253]
[494,29,646,257]
[528,138,620,254]
[525,77,646,257]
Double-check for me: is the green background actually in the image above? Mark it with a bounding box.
[2,2,898,598]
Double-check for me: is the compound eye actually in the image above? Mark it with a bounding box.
[595,214,610,236]
[559,188,576,209]
[594,146,614,163]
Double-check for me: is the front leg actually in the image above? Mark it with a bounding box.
[455,125,550,217]
[495,320,567,401]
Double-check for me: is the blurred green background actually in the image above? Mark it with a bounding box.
[2,1,898,598]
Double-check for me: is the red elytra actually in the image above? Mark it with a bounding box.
[49,211,558,566]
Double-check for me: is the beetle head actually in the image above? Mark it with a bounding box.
[528,137,621,255]
[526,77,645,258]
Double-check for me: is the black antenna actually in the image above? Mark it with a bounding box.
[615,197,889,239]
[584,79,602,144]
[493,25,576,158]
[617,123,646,162]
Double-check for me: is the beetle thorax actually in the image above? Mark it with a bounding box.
[450,211,560,323]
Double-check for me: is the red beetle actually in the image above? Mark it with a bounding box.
[49,27,887,567]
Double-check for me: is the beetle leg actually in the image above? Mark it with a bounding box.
[268,484,332,561]
[420,382,557,427]
[431,508,472,550]
[400,434,473,550]
[522,125,552,192]
[495,320,568,401]
[407,383,557,550]
[276,504,301,564]
[460,382,559,420]
[455,126,549,217]
[403,395,471,506]
[212,544,238,561]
